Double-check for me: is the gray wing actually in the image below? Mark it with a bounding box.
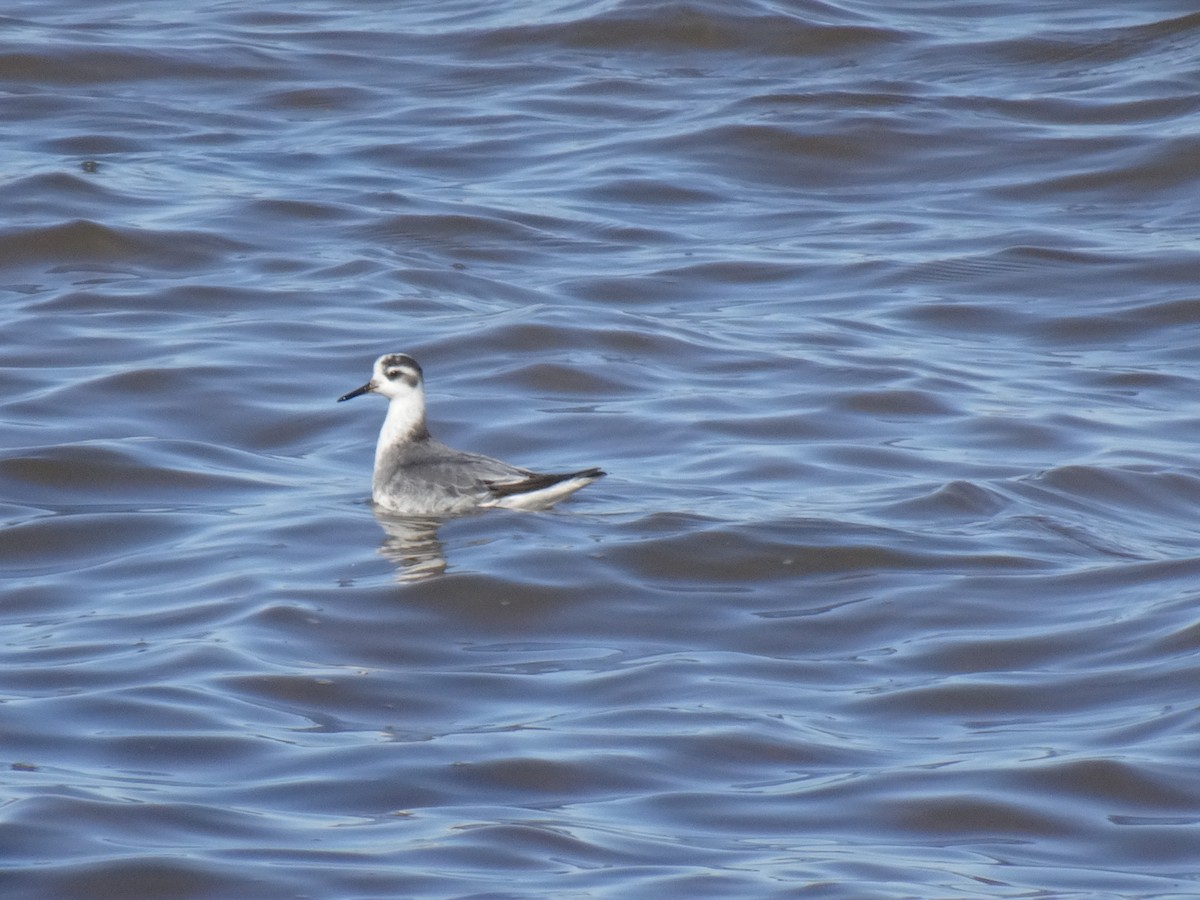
[375,440,532,499]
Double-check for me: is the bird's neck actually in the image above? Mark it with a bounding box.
[375,391,430,466]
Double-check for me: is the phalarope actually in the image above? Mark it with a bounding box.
[339,353,604,515]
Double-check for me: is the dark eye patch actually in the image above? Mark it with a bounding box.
[377,353,423,386]
[385,366,419,387]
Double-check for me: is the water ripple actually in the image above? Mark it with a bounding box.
[4,1,1200,897]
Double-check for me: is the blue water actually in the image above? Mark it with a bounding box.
[4,2,1200,897]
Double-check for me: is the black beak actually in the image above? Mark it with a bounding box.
[338,382,374,402]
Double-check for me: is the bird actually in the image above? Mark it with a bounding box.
[338,353,604,515]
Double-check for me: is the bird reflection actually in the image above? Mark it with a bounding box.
[372,510,449,581]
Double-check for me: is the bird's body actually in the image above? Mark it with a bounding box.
[340,353,604,516]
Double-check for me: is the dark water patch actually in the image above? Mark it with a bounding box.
[882,479,1010,520]
[902,626,1100,677]
[852,671,1128,725]
[422,820,627,867]
[0,170,136,216]
[445,753,659,803]
[239,197,360,223]
[224,750,448,815]
[952,414,1095,457]
[832,387,958,418]
[554,73,692,109]
[220,670,452,732]
[984,557,1200,611]
[1034,313,1164,346]
[1019,757,1200,811]
[217,9,336,29]
[881,790,1078,842]
[0,44,284,86]
[0,220,249,272]
[0,440,277,507]
[352,212,555,262]
[577,176,725,207]
[257,85,377,113]
[660,121,941,190]
[7,856,274,900]
[2,793,283,857]
[476,4,908,57]
[1019,464,1200,524]
[1147,618,1200,658]
[559,272,709,306]
[0,510,189,574]
[652,259,808,287]
[37,133,147,155]
[1003,134,1200,201]
[1125,295,1200,327]
[975,10,1200,71]
[810,443,970,481]
[350,130,535,181]
[889,244,1121,294]
[605,518,1039,590]
[496,361,637,398]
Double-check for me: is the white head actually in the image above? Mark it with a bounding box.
[339,353,430,444]
[339,353,424,401]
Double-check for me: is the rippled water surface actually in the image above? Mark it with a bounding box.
[5,1,1200,897]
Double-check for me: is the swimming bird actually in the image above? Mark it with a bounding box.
[338,353,605,515]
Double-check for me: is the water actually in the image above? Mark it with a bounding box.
[3,1,1200,897]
